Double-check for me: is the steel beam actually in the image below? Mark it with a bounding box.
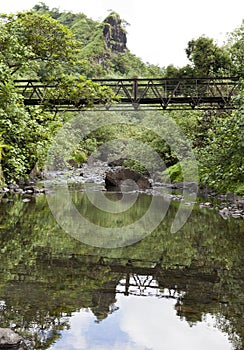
[11,77,240,111]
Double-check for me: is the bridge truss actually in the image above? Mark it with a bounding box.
[13,77,240,111]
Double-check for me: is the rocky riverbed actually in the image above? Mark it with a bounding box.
[0,161,243,220]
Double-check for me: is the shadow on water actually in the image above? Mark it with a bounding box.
[0,191,243,349]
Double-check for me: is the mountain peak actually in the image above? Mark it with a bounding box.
[103,12,127,54]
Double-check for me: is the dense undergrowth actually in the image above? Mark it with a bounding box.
[0,4,243,195]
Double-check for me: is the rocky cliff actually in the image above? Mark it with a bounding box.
[103,12,127,54]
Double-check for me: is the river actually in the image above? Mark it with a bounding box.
[0,179,243,349]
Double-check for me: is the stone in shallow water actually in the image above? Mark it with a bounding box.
[0,328,22,348]
[105,169,151,191]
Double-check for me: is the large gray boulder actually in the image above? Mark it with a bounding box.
[105,169,151,191]
[0,328,22,348]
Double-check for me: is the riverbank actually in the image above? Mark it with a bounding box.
[0,161,243,220]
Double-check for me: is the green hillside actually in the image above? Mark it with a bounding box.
[33,2,243,78]
[33,3,165,78]
[0,3,243,194]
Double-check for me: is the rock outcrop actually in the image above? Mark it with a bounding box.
[105,169,151,191]
[107,158,127,167]
[103,12,127,53]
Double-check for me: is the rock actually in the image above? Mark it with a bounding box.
[108,158,127,167]
[29,164,43,180]
[67,159,78,169]
[85,178,95,183]
[103,12,127,54]
[8,184,19,191]
[105,169,151,191]
[13,188,24,194]
[2,187,10,193]
[34,187,45,194]
[219,207,230,220]
[231,213,241,218]
[199,202,212,209]
[166,182,198,192]
[0,328,22,348]
[23,186,34,193]
[25,190,34,194]
[23,186,45,194]
[235,198,244,210]
[22,198,31,203]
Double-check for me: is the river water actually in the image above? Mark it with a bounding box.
[0,179,243,349]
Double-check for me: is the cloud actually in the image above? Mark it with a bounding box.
[118,295,231,350]
[49,293,231,350]
[49,310,93,350]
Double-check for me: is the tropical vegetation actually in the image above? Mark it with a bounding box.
[0,2,243,194]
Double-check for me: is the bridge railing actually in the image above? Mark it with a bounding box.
[12,77,240,110]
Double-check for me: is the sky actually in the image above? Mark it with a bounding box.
[0,0,243,67]
[49,294,232,350]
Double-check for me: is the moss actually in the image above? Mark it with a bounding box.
[122,159,149,176]
[162,161,198,183]
[72,150,87,166]
[228,183,244,196]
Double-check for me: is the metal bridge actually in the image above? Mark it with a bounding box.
[14,76,240,111]
[38,253,219,298]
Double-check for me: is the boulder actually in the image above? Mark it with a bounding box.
[108,158,127,167]
[105,169,151,191]
[0,328,22,348]
[66,159,78,168]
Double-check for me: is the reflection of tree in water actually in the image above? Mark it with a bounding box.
[0,253,243,349]
[0,194,243,349]
[91,279,119,322]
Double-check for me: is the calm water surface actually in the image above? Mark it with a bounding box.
[0,189,243,350]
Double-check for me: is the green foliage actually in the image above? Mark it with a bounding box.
[162,162,183,182]
[0,192,243,347]
[33,3,165,78]
[165,33,238,79]
[0,3,243,193]
[0,11,81,77]
[45,74,117,108]
[227,19,244,76]
[161,160,198,183]
[164,64,195,79]
[198,80,244,193]
[71,150,87,166]
[122,159,149,175]
[0,9,116,183]
[234,183,244,196]
[185,36,233,76]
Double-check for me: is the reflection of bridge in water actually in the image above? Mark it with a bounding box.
[96,256,219,298]
[14,76,240,111]
[36,253,220,322]
[45,254,219,301]
[1,251,231,335]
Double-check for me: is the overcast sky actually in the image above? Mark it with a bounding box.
[0,0,243,67]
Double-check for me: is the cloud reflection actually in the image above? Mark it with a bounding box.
[118,295,231,350]
[49,295,231,350]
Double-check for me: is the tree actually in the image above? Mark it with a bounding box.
[0,10,115,183]
[185,36,233,76]
[199,80,244,194]
[227,20,244,76]
[0,11,81,77]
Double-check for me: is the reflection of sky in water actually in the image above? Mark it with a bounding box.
[49,294,231,350]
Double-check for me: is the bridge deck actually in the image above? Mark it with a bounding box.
[13,77,240,111]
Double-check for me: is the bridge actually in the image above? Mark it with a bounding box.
[37,253,219,298]
[14,76,240,111]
